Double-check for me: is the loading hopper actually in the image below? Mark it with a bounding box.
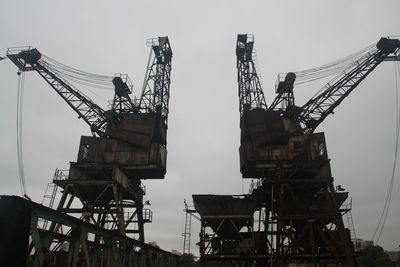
[192,194,257,239]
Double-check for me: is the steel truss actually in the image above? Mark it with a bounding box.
[0,196,179,267]
[51,165,151,242]
[299,49,388,134]
[236,34,267,117]
[257,169,355,266]
[139,37,172,127]
[195,133,357,266]
[196,179,356,266]
[7,47,108,136]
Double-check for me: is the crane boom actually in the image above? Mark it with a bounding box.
[298,37,400,133]
[236,34,267,117]
[7,47,108,136]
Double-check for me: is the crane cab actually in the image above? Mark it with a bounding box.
[240,110,331,179]
[71,112,167,180]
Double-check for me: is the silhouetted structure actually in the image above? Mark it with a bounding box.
[194,34,400,266]
[5,37,174,266]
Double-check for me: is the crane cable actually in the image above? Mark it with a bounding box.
[293,43,376,84]
[40,54,115,91]
[274,42,376,91]
[38,55,114,102]
[16,71,28,197]
[371,59,400,244]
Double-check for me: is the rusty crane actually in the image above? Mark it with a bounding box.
[1,37,179,267]
[193,35,400,266]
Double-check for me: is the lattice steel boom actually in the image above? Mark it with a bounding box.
[298,37,400,133]
[7,47,109,136]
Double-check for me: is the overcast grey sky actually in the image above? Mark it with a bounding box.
[1,0,400,254]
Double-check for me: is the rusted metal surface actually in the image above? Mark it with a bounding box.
[193,194,265,261]
[0,195,180,267]
[193,194,256,240]
[197,105,356,265]
[240,110,330,178]
[5,38,175,265]
[53,166,149,241]
[193,194,257,217]
[194,182,355,266]
[78,113,167,180]
[105,113,167,148]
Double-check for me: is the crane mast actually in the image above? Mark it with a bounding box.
[139,37,172,126]
[236,34,267,117]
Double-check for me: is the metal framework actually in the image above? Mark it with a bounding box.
[269,72,297,113]
[182,200,199,255]
[195,142,356,266]
[51,168,151,242]
[299,38,400,133]
[255,166,355,266]
[139,37,173,128]
[111,73,135,113]
[192,35,400,266]
[194,194,261,264]
[0,195,179,267]
[236,34,267,117]
[7,47,109,136]
[5,37,175,265]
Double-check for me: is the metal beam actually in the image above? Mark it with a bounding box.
[0,196,180,267]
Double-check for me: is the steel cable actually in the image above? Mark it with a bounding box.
[41,55,113,81]
[40,61,111,103]
[276,43,377,87]
[372,60,400,243]
[294,43,376,81]
[377,59,400,242]
[16,72,28,196]
[40,55,115,96]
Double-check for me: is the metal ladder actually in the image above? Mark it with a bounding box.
[41,182,58,208]
[182,199,200,254]
[40,181,58,230]
[182,199,193,254]
[346,209,359,250]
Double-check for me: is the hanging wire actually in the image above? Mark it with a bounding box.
[44,65,110,102]
[38,54,116,105]
[16,71,28,197]
[42,55,114,81]
[377,59,400,242]
[372,60,400,243]
[277,42,377,87]
[294,43,376,81]
[37,56,113,103]
[43,61,114,88]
